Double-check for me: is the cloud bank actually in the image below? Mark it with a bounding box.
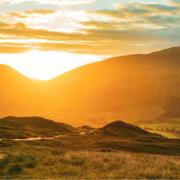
[0,0,179,55]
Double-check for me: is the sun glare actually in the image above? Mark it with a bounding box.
[0,51,102,80]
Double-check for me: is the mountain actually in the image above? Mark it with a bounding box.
[0,47,180,127]
[0,116,77,139]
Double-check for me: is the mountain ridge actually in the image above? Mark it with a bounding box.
[1,46,180,81]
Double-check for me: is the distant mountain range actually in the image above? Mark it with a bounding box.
[0,47,179,127]
[0,116,179,155]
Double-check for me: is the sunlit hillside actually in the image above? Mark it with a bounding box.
[0,47,180,130]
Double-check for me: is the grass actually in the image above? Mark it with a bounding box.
[0,147,179,179]
[0,153,36,178]
[142,121,180,139]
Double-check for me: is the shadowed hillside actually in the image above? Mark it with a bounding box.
[96,121,154,137]
[0,47,180,127]
[0,116,76,139]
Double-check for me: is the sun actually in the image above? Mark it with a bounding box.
[0,50,101,80]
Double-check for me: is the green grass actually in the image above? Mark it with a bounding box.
[0,147,179,179]
[142,122,180,139]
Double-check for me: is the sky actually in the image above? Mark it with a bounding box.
[0,0,180,79]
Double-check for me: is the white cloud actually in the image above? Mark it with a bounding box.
[0,0,97,6]
[24,10,88,33]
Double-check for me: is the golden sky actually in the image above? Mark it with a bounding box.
[0,0,180,79]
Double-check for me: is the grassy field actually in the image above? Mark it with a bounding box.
[0,147,180,179]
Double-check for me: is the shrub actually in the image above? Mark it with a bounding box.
[7,164,23,175]
[0,158,9,169]
[0,153,36,177]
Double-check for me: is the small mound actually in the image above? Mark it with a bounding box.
[97,121,151,137]
[78,125,95,131]
[78,125,95,135]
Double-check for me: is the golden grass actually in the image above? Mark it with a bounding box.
[0,149,180,179]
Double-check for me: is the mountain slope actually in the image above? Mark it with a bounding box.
[48,46,180,125]
[0,47,179,126]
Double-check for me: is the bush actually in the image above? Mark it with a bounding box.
[0,158,9,169]
[7,164,23,175]
[0,154,36,177]
[25,160,36,168]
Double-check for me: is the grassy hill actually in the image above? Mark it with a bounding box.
[0,116,179,155]
[0,116,77,139]
[89,120,179,155]
[96,121,156,137]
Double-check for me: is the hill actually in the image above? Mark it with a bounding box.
[92,121,180,155]
[0,117,179,155]
[0,116,77,139]
[96,121,155,137]
[0,47,180,128]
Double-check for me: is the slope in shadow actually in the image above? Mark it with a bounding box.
[0,116,77,139]
[96,120,152,137]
